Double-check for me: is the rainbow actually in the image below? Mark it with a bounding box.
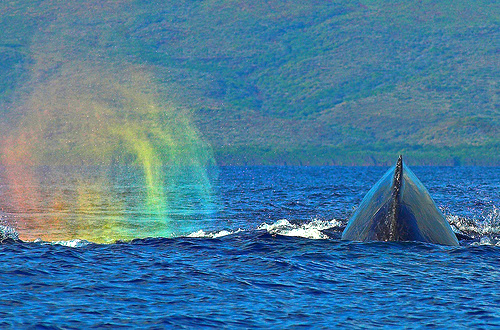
[1,61,217,243]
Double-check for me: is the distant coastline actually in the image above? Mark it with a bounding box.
[213,145,500,166]
[0,2,498,167]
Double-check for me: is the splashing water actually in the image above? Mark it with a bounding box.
[447,205,500,238]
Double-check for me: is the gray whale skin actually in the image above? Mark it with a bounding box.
[341,156,459,246]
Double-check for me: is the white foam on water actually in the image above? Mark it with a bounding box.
[447,206,500,236]
[258,218,343,240]
[187,228,245,238]
[447,215,477,234]
[185,218,343,240]
[34,238,92,248]
[55,239,92,247]
[0,225,19,241]
[470,236,500,246]
[481,205,500,234]
[480,237,492,245]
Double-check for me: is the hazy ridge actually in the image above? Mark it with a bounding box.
[0,0,498,165]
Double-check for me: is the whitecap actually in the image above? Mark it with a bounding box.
[480,237,492,245]
[447,207,500,237]
[187,228,244,238]
[447,215,478,234]
[0,225,19,241]
[470,236,499,246]
[258,218,343,240]
[45,239,92,248]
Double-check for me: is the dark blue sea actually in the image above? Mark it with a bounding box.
[1,166,499,328]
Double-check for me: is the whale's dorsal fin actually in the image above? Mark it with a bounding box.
[342,155,459,246]
[388,155,404,240]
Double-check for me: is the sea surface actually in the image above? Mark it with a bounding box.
[0,166,499,328]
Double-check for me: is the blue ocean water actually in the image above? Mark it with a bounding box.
[1,166,499,328]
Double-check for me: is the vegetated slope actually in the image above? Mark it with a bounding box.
[0,0,498,165]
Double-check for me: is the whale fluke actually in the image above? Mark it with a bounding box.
[341,155,459,246]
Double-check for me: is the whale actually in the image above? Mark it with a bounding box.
[341,155,459,246]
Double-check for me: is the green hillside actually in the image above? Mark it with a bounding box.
[0,0,498,165]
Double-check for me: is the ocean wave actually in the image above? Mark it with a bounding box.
[187,228,245,238]
[33,238,92,248]
[0,225,19,242]
[257,218,343,240]
[448,205,500,237]
[183,215,500,245]
[470,237,500,247]
[184,219,344,240]
[5,212,500,246]
[51,239,92,248]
